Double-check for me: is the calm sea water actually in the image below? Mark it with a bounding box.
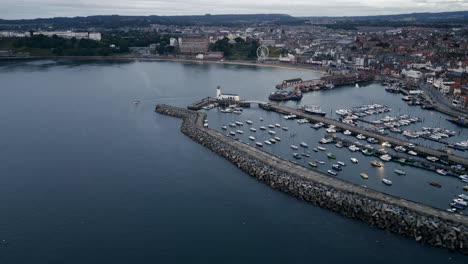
[0,59,466,263]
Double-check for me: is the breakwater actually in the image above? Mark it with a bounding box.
[155,104,468,253]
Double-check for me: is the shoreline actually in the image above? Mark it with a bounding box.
[0,55,327,73]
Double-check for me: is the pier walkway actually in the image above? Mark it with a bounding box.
[259,103,468,168]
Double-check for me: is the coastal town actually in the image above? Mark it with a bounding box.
[1,17,467,112]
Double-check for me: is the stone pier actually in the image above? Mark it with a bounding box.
[155,104,468,254]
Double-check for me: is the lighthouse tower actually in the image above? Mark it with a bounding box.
[216,86,221,99]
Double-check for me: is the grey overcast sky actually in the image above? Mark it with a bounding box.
[1,0,467,19]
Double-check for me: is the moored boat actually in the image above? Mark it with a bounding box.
[394,169,406,175]
[360,173,368,179]
[327,153,336,159]
[382,179,392,185]
[308,162,318,167]
[315,160,325,164]
[327,170,337,175]
[300,142,308,148]
[436,169,448,176]
[332,164,342,171]
[371,160,382,167]
[293,153,302,159]
[350,158,359,163]
[255,142,263,147]
[248,136,255,140]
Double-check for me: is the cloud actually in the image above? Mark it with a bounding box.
[0,0,467,19]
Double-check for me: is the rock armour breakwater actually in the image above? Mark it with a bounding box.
[155,104,468,253]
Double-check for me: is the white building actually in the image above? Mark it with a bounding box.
[216,86,239,102]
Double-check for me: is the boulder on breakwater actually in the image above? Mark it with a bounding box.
[155,104,468,254]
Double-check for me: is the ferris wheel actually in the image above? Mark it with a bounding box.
[256,45,269,61]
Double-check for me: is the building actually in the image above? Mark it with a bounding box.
[32,31,101,41]
[178,36,209,53]
[216,86,240,102]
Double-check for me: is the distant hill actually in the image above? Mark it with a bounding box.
[0,11,466,30]
[300,11,468,22]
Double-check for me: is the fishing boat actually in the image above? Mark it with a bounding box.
[436,169,447,176]
[394,146,406,152]
[315,160,325,164]
[293,153,302,159]
[332,164,342,171]
[255,142,263,147]
[371,161,382,167]
[350,158,359,163]
[248,136,255,140]
[308,162,318,167]
[349,145,360,152]
[360,173,369,179]
[450,202,465,210]
[337,161,346,166]
[264,140,272,145]
[291,145,299,150]
[300,105,326,116]
[382,179,392,185]
[382,142,392,148]
[327,153,336,159]
[328,170,337,175]
[250,128,257,132]
[221,125,227,130]
[394,169,406,175]
[300,142,309,148]
[317,146,326,151]
[380,154,392,162]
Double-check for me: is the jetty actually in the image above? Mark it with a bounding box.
[155,103,468,253]
[259,103,468,168]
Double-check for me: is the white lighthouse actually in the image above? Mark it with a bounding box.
[215,86,240,102]
[216,86,222,99]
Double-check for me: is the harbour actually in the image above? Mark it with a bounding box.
[156,103,468,253]
[1,59,467,262]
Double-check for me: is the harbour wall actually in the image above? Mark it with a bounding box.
[155,104,468,254]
